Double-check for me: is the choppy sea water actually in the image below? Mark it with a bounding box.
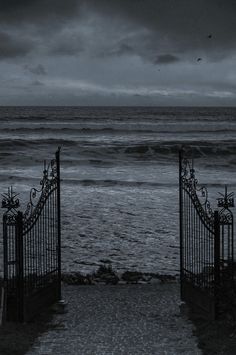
[1,106,236,276]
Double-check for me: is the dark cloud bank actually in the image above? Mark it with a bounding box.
[0,31,32,59]
[1,0,236,61]
[0,1,236,105]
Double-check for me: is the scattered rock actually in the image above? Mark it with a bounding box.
[144,272,176,283]
[97,273,119,285]
[61,272,92,285]
[94,264,114,276]
[121,271,143,283]
[62,268,177,286]
[93,264,119,285]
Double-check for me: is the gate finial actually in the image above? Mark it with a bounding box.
[1,186,20,212]
[217,185,234,210]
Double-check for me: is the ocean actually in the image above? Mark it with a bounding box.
[1,106,236,276]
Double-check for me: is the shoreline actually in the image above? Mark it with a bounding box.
[61,266,178,285]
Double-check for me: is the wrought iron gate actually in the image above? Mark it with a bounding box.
[179,148,234,319]
[2,148,61,322]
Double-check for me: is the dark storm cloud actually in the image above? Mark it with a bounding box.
[86,0,236,59]
[97,43,134,59]
[0,0,236,105]
[31,79,44,86]
[0,0,80,23]
[24,64,47,75]
[104,44,134,57]
[50,33,84,55]
[1,0,236,62]
[0,31,32,58]
[155,55,180,65]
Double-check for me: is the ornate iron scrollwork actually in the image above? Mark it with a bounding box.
[217,186,234,210]
[217,186,234,224]
[181,155,214,228]
[1,150,59,232]
[1,148,61,322]
[2,186,20,222]
[23,156,58,225]
[181,150,234,228]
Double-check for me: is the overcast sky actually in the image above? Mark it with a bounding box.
[0,0,236,106]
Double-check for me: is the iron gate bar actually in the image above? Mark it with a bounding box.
[16,211,24,322]
[1,148,61,322]
[214,210,220,317]
[179,149,183,298]
[179,147,235,319]
[56,148,61,300]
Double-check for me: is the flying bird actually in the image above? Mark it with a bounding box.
[197,58,202,62]
[208,34,212,38]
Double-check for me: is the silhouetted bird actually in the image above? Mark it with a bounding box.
[197,58,202,62]
[208,34,212,38]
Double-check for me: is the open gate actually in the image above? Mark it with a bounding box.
[179,148,234,319]
[2,148,61,322]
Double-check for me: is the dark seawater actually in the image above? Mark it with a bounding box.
[1,106,236,275]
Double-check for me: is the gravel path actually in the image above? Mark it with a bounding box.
[26,283,201,355]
